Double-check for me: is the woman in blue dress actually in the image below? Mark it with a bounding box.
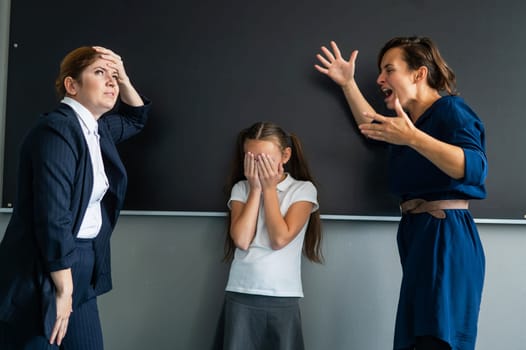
[315,37,487,350]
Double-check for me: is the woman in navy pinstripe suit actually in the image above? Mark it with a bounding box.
[0,46,151,349]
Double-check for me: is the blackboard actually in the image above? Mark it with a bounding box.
[3,0,525,219]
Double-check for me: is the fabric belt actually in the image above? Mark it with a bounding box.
[400,199,469,219]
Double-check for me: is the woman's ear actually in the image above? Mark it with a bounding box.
[64,76,77,96]
[415,66,428,82]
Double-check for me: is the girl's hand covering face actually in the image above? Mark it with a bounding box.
[244,152,261,190]
[243,152,285,191]
[256,153,283,189]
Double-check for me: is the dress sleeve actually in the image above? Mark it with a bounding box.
[450,106,488,186]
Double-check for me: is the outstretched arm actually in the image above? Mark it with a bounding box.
[315,41,376,126]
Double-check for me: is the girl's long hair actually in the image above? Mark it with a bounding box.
[223,121,323,263]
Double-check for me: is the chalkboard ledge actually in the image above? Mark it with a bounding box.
[1,208,523,225]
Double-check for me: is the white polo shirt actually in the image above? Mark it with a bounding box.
[62,97,109,239]
[225,174,318,297]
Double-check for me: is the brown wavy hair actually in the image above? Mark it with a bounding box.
[223,121,323,263]
[378,36,458,95]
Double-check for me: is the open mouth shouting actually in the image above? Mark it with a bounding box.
[381,87,394,103]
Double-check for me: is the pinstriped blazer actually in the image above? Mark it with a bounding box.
[0,98,150,338]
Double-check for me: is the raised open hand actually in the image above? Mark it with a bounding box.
[315,41,359,87]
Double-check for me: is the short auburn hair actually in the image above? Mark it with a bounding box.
[54,46,98,98]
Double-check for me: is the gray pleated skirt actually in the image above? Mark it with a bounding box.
[212,291,304,350]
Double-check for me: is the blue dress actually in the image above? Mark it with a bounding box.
[389,96,487,350]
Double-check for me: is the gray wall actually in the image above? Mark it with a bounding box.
[1,1,525,349]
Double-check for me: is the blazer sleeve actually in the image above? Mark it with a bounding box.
[29,119,82,272]
[100,96,151,144]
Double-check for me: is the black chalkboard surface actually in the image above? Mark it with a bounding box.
[3,0,525,219]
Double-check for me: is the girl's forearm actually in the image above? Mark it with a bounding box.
[230,190,261,250]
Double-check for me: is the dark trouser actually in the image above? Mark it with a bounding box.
[0,298,103,349]
[0,239,103,349]
[213,291,304,350]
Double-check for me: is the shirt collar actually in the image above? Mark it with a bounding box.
[61,97,98,134]
[276,173,294,192]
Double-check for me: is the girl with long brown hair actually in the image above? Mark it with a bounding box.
[215,121,322,350]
